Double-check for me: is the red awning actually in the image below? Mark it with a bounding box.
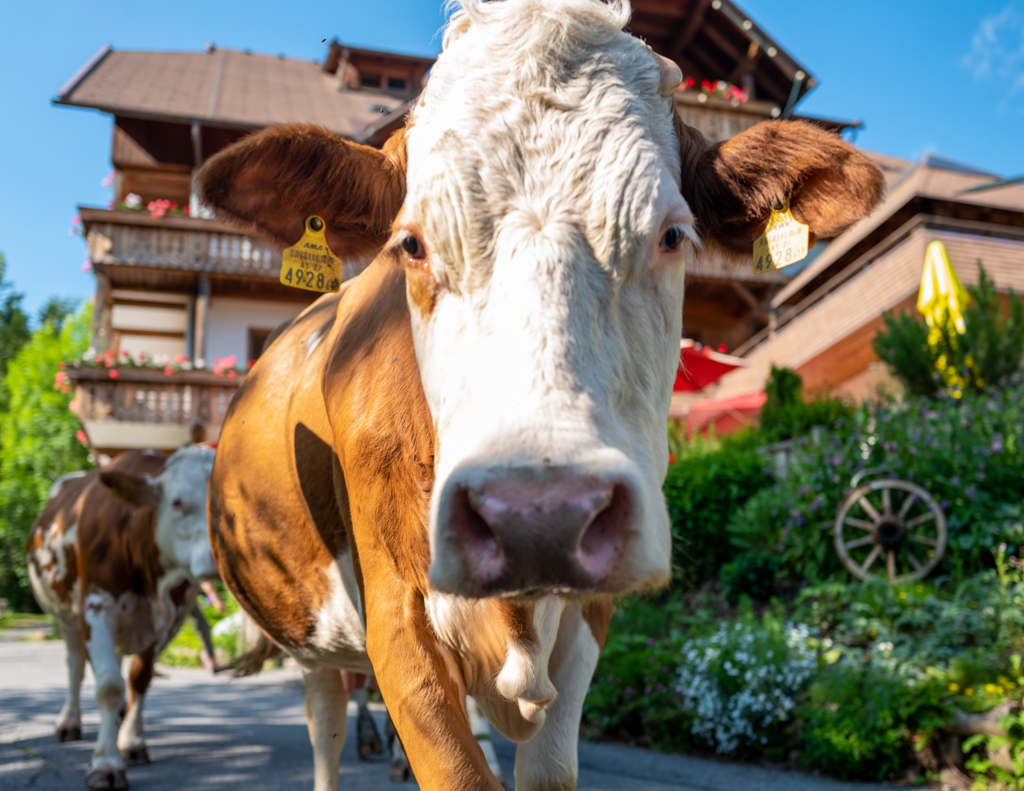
[685,390,767,437]
[673,340,747,392]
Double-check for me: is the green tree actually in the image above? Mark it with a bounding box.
[37,296,78,334]
[0,253,31,395]
[874,263,1024,397]
[757,366,852,443]
[0,303,93,606]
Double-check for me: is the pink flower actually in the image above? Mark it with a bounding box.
[75,430,88,445]
[81,260,93,273]
[227,369,237,379]
[108,369,119,379]
[173,354,189,364]
[69,399,79,413]
[221,354,237,369]
[164,366,174,375]
[101,169,114,187]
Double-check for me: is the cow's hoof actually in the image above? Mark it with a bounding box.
[54,724,82,742]
[120,745,150,766]
[85,767,129,790]
[389,756,414,782]
[356,709,384,760]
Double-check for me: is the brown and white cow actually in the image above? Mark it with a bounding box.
[197,1,883,789]
[26,446,217,790]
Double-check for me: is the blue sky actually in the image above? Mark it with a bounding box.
[1,0,1022,318]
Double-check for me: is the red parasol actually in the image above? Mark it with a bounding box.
[673,340,747,392]
[685,390,767,437]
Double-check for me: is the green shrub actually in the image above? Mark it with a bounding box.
[757,366,853,444]
[664,438,772,589]
[874,263,1024,397]
[160,585,240,668]
[798,662,950,781]
[719,552,779,605]
[964,708,1024,790]
[728,380,1024,583]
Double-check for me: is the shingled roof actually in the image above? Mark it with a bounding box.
[55,45,409,138]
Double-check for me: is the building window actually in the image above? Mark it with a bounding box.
[387,76,407,91]
[248,327,274,364]
[360,72,382,89]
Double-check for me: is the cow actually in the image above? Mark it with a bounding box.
[197,1,884,789]
[26,446,217,790]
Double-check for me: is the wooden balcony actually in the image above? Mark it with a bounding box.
[67,365,244,457]
[80,207,368,286]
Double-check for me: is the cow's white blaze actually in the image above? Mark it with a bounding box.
[399,0,693,594]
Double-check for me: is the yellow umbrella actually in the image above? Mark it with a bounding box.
[917,240,970,393]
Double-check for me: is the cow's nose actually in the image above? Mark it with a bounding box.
[437,475,633,596]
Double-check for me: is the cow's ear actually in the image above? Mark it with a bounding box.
[99,470,157,509]
[677,118,884,254]
[195,123,407,265]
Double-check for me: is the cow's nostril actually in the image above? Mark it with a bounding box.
[578,484,631,581]
[451,487,504,584]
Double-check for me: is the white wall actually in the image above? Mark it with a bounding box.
[205,297,307,365]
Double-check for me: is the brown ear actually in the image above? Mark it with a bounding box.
[99,470,157,509]
[678,118,884,253]
[195,123,407,264]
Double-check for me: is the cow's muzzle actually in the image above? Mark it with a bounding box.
[430,467,637,597]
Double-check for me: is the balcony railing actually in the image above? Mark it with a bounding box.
[80,208,367,281]
[67,365,244,453]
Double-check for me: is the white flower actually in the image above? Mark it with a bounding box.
[124,193,142,208]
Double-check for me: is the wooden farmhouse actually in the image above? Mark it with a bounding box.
[57,0,858,458]
[693,154,1024,419]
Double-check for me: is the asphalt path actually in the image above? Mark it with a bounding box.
[0,637,889,791]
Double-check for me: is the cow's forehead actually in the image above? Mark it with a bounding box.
[404,0,680,273]
[159,447,214,501]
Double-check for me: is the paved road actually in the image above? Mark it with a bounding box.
[0,638,889,791]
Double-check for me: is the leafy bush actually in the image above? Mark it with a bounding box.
[964,708,1024,790]
[729,379,1024,583]
[0,305,92,607]
[874,263,1024,397]
[798,662,950,781]
[719,552,779,605]
[663,437,772,589]
[675,612,817,755]
[757,366,853,444]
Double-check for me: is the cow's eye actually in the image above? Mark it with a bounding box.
[660,225,685,253]
[402,235,426,260]
[171,497,184,510]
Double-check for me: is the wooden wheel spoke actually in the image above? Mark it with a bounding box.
[844,516,875,530]
[906,512,936,528]
[910,534,938,548]
[857,495,881,521]
[844,535,876,550]
[906,550,923,571]
[898,493,919,520]
[882,487,892,515]
[861,544,882,573]
[886,549,896,581]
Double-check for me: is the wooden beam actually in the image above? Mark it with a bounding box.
[730,41,760,86]
[729,280,770,323]
[92,272,111,354]
[194,274,210,365]
[671,0,711,63]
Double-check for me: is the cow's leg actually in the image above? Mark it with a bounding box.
[117,648,154,766]
[189,604,219,672]
[512,600,609,791]
[83,593,129,790]
[349,687,385,760]
[301,664,348,791]
[55,620,86,742]
[365,584,502,791]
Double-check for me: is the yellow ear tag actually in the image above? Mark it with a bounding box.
[280,216,342,293]
[752,200,809,275]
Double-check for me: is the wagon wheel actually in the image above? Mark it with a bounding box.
[833,479,947,583]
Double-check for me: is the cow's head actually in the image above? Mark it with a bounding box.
[197,0,882,598]
[100,446,218,580]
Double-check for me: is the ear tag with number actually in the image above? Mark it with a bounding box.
[280,216,342,293]
[752,200,809,275]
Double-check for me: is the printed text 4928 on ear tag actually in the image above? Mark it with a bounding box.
[753,201,809,275]
[280,216,342,293]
